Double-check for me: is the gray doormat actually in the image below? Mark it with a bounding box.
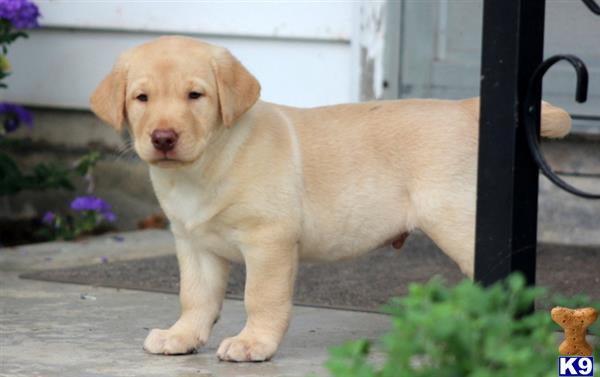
[21,234,600,311]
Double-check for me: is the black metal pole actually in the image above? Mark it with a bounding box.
[474,0,546,286]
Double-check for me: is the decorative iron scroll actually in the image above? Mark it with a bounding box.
[523,54,600,199]
[581,0,600,14]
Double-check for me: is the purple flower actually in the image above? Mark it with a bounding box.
[102,211,116,222]
[70,195,110,212]
[0,102,33,133]
[41,211,55,224]
[70,195,117,222]
[0,0,41,29]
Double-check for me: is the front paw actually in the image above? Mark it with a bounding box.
[216,335,278,362]
[143,328,204,355]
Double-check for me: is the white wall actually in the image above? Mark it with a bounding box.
[3,1,373,109]
[399,0,600,119]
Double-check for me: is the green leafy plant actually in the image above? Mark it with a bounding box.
[0,138,102,196]
[0,151,74,195]
[325,274,599,377]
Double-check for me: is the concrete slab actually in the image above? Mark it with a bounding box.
[0,273,388,377]
[0,230,174,273]
[0,230,389,377]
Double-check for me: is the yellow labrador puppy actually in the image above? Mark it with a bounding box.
[90,36,571,362]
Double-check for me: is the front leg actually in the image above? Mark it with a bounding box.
[217,236,298,362]
[144,235,229,355]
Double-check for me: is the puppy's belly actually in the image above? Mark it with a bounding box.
[299,205,413,262]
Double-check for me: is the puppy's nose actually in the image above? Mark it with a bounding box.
[151,129,178,152]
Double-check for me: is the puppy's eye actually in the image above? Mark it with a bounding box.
[188,91,203,100]
[136,94,148,102]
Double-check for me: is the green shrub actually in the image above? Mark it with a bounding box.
[325,274,599,377]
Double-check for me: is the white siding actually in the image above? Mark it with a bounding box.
[3,1,365,109]
[35,1,352,41]
[400,0,600,119]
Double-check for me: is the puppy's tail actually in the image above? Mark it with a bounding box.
[463,98,571,139]
[540,101,571,138]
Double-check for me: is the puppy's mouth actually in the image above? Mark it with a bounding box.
[147,151,199,168]
[151,158,184,168]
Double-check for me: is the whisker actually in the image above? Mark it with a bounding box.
[114,141,136,162]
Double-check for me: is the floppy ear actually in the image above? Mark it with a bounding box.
[90,58,128,131]
[210,49,261,127]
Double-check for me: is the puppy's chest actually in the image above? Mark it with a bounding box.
[159,181,208,228]
[157,181,243,262]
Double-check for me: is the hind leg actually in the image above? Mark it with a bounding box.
[415,187,476,278]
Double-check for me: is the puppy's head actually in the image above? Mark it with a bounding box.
[90,36,260,167]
